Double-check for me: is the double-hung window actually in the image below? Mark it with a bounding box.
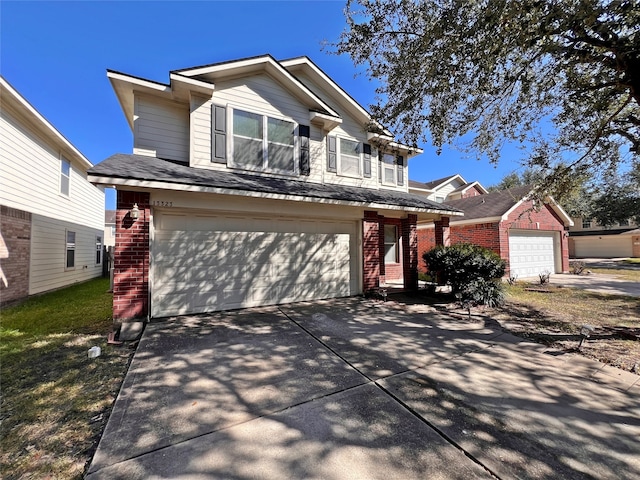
[66,231,76,269]
[231,108,295,174]
[60,157,70,196]
[338,138,361,177]
[384,225,399,264]
[379,152,405,187]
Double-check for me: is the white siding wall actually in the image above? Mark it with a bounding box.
[1,100,105,295]
[0,105,104,229]
[134,95,189,163]
[30,215,103,294]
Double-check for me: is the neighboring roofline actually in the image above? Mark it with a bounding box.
[431,174,466,191]
[418,216,503,228]
[0,75,93,169]
[458,181,488,195]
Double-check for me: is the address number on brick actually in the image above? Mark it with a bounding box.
[152,201,173,207]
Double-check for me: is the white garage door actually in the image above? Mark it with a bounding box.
[572,235,633,258]
[508,230,557,279]
[151,212,358,317]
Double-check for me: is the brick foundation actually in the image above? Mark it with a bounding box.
[0,205,31,304]
[114,191,150,320]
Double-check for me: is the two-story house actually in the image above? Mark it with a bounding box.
[88,55,461,320]
[569,217,639,258]
[0,77,105,305]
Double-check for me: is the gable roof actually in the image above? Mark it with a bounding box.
[108,55,421,156]
[449,181,488,196]
[88,154,462,218]
[442,185,573,226]
[0,76,93,170]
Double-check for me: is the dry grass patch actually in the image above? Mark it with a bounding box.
[0,278,134,480]
[494,276,640,372]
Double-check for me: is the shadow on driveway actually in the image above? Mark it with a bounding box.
[87,297,640,479]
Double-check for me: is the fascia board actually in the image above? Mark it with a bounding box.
[173,55,340,118]
[433,174,466,191]
[107,70,173,131]
[0,76,93,170]
[546,196,575,227]
[461,181,488,194]
[501,197,527,221]
[88,175,463,215]
[169,73,215,95]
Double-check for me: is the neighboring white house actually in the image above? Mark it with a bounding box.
[0,76,105,304]
[88,55,461,320]
[408,174,487,203]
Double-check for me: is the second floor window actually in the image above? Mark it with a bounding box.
[339,138,361,177]
[60,157,70,196]
[231,108,295,174]
[582,218,592,229]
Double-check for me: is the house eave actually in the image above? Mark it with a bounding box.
[89,175,462,218]
[0,76,93,170]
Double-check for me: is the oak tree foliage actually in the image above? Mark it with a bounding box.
[333,0,640,204]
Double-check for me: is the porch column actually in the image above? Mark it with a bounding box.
[434,216,450,246]
[363,210,381,292]
[114,190,150,321]
[401,214,418,291]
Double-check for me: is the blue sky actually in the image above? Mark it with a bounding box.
[2,0,522,210]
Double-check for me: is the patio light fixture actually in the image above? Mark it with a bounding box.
[130,203,140,220]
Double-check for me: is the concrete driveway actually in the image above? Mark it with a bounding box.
[86,298,640,479]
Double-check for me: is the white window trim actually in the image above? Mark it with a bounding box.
[380,152,398,187]
[60,155,71,197]
[336,136,363,179]
[227,106,299,175]
[65,230,76,270]
[384,224,400,264]
[96,235,103,266]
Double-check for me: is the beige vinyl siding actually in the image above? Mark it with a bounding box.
[29,215,103,295]
[571,235,633,258]
[0,104,104,230]
[134,95,189,163]
[190,94,212,166]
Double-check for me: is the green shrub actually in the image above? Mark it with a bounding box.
[423,243,506,310]
[423,243,506,292]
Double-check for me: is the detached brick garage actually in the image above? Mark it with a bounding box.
[417,186,574,279]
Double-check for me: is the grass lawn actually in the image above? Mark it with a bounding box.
[0,278,135,480]
[493,268,640,372]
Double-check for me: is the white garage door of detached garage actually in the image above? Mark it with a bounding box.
[151,212,359,317]
[508,230,559,279]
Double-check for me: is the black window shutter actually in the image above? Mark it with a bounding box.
[396,155,404,185]
[327,136,337,172]
[299,125,310,176]
[363,143,371,178]
[212,105,226,163]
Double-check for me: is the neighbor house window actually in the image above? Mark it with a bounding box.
[582,218,592,229]
[384,225,399,264]
[231,108,295,173]
[435,196,445,203]
[96,236,102,265]
[66,231,76,269]
[60,157,70,196]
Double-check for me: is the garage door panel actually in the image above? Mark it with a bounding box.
[509,231,557,278]
[152,213,357,317]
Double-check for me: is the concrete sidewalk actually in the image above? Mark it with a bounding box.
[86,298,639,479]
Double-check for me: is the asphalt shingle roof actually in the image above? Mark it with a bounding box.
[442,186,532,221]
[89,154,461,213]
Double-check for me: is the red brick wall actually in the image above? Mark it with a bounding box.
[0,206,31,304]
[401,214,418,290]
[461,186,484,198]
[363,211,380,291]
[114,191,150,320]
[417,227,436,273]
[417,201,570,277]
